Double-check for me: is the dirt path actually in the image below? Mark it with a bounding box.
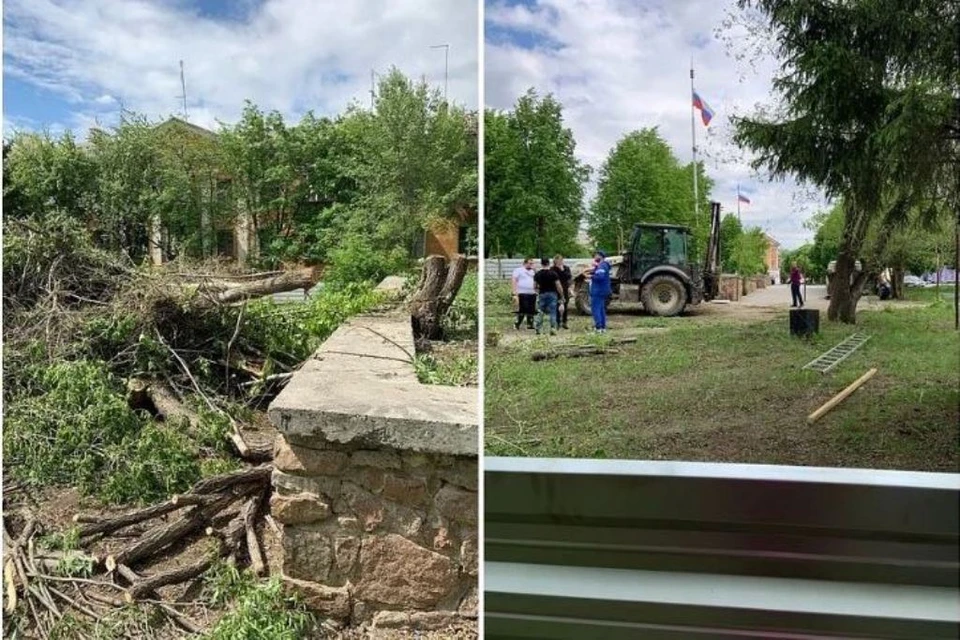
[490,284,930,347]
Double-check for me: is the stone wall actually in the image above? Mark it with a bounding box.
[267,292,477,629]
[719,275,741,301]
[271,439,477,626]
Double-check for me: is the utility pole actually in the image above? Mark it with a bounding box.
[431,44,449,102]
[370,69,375,109]
[178,60,188,120]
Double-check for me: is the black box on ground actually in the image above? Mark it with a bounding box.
[790,308,819,337]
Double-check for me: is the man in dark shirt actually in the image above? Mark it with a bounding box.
[552,254,572,329]
[533,258,564,335]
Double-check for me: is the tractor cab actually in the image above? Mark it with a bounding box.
[625,223,695,281]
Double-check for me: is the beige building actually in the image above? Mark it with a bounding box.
[764,233,781,284]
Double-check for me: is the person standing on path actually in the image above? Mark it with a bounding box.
[512,257,537,329]
[552,255,572,329]
[589,250,612,332]
[789,262,804,308]
[534,258,564,335]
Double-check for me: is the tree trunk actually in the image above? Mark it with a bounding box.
[892,267,905,299]
[827,252,867,323]
[827,199,872,324]
[213,268,318,305]
[409,255,468,341]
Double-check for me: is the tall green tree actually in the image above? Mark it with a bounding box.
[589,128,714,257]
[87,116,169,257]
[4,130,96,221]
[734,0,959,323]
[485,90,589,258]
[719,214,743,272]
[729,227,769,276]
[330,69,477,260]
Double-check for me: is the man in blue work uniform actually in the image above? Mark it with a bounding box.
[589,250,612,333]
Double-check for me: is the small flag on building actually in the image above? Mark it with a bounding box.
[738,193,751,204]
[692,91,714,126]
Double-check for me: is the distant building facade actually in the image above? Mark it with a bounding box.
[764,233,781,284]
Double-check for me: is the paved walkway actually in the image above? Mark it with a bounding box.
[737,284,828,310]
[272,283,322,303]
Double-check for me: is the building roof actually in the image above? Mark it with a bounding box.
[154,116,218,139]
[764,233,781,247]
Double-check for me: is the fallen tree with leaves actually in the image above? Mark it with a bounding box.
[0,217,385,638]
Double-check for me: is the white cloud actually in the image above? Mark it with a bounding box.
[485,0,829,249]
[4,0,479,133]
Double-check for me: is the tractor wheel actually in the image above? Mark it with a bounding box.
[642,275,686,317]
[574,281,591,315]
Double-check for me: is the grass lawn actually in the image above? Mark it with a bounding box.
[484,283,959,471]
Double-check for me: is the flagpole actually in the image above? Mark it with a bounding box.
[690,62,700,229]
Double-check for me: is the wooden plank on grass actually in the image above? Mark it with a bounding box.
[807,368,878,424]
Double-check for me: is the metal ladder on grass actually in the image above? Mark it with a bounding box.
[802,333,871,374]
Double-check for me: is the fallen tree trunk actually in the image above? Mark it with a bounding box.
[214,267,318,305]
[127,378,200,432]
[127,378,272,462]
[410,255,468,341]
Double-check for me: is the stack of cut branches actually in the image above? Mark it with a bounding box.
[3,467,273,638]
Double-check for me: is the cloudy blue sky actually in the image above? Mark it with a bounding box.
[3,0,478,135]
[485,0,829,249]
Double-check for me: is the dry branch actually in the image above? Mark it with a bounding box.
[531,347,622,361]
[188,465,271,496]
[127,552,219,601]
[75,494,216,539]
[115,564,203,634]
[105,492,238,571]
[241,491,267,576]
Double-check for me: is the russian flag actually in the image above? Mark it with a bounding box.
[692,91,714,126]
[738,193,751,204]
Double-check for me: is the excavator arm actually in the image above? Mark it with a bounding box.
[702,201,722,301]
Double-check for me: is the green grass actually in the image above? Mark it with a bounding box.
[485,283,959,471]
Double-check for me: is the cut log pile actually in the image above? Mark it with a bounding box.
[3,467,272,638]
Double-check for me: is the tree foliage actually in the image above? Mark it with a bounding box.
[485,90,590,257]
[2,68,477,269]
[733,0,959,322]
[590,128,714,256]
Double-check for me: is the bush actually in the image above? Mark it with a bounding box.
[3,360,203,504]
[244,284,384,362]
[323,234,408,291]
[203,564,315,640]
[443,271,478,339]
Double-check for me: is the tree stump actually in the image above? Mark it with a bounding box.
[409,254,468,342]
